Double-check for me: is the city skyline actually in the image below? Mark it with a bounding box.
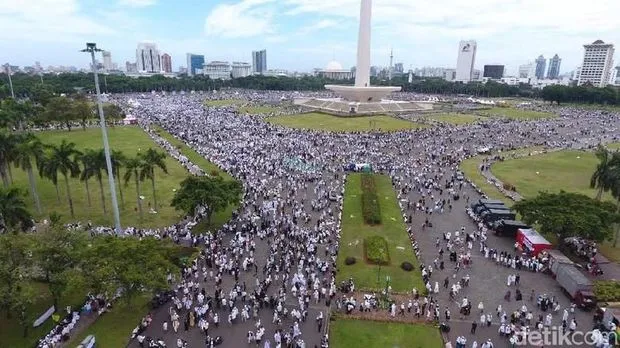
[1,0,619,75]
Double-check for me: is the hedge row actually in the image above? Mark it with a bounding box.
[361,174,381,225]
[364,235,390,265]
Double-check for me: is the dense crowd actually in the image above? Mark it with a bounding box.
[54,91,620,348]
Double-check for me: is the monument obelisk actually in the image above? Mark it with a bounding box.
[355,0,372,88]
[325,0,400,103]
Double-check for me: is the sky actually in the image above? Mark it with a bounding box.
[1,0,619,76]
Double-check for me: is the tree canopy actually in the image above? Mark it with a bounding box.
[512,191,619,242]
[172,175,242,223]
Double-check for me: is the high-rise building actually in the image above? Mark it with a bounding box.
[455,40,477,82]
[535,55,546,79]
[161,53,172,73]
[136,42,161,73]
[518,63,535,78]
[231,62,252,78]
[102,51,112,71]
[614,66,620,85]
[186,53,205,76]
[252,50,267,74]
[483,65,504,79]
[394,63,404,73]
[578,40,615,87]
[125,61,137,73]
[204,61,231,80]
[546,54,561,79]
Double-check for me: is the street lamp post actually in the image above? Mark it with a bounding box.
[81,43,122,233]
[4,64,15,98]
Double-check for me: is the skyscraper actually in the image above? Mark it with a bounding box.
[161,53,172,73]
[535,55,546,79]
[483,65,504,79]
[547,54,561,79]
[136,42,162,73]
[578,40,615,87]
[102,51,112,71]
[252,50,267,74]
[455,40,477,82]
[186,53,205,76]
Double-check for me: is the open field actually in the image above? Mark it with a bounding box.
[329,319,443,348]
[336,173,424,292]
[204,99,245,107]
[460,147,620,261]
[10,126,189,228]
[239,105,280,114]
[425,113,485,125]
[0,282,84,348]
[152,125,239,232]
[477,107,556,120]
[266,113,428,132]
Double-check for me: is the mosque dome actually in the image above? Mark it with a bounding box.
[325,60,344,71]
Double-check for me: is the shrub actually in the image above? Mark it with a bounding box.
[364,235,390,265]
[401,261,414,271]
[345,256,356,265]
[361,174,381,225]
[594,280,620,302]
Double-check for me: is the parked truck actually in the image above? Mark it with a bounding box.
[555,263,597,310]
[492,220,531,237]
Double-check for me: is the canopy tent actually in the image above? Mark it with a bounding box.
[516,228,552,256]
[344,163,372,173]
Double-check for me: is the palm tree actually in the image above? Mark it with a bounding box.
[93,149,109,214]
[79,149,97,207]
[110,150,126,209]
[39,154,61,202]
[124,156,144,221]
[140,148,168,211]
[0,187,34,234]
[12,133,45,214]
[607,152,620,247]
[590,145,614,201]
[48,140,82,218]
[0,130,18,187]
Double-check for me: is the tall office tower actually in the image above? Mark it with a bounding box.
[102,51,112,71]
[186,53,205,76]
[252,50,267,74]
[546,54,561,79]
[578,40,615,87]
[136,42,162,73]
[455,40,477,82]
[161,53,172,73]
[394,63,404,73]
[535,55,546,79]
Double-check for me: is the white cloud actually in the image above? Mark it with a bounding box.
[118,0,157,7]
[297,19,341,35]
[0,0,115,42]
[205,0,276,38]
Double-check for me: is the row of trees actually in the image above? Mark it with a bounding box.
[1,72,537,99]
[0,95,124,131]
[0,130,169,232]
[541,85,620,105]
[0,227,179,337]
[589,145,620,246]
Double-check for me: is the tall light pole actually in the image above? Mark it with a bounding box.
[4,63,15,98]
[81,43,122,233]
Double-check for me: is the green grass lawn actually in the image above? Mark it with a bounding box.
[266,113,428,132]
[239,105,280,114]
[152,125,239,232]
[330,319,442,348]
[0,282,84,348]
[426,113,485,125]
[337,174,424,292]
[66,295,151,348]
[460,147,620,261]
[10,126,190,228]
[204,99,245,107]
[477,107,556,120]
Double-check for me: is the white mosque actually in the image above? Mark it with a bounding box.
[316,60,354,80]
